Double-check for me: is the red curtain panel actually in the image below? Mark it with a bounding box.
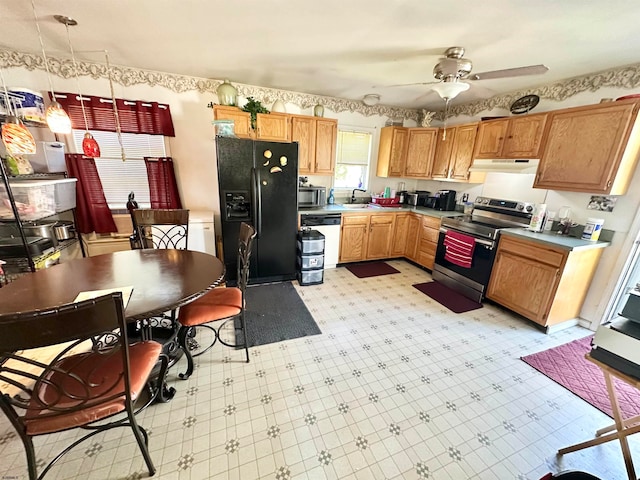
[65,154,118,234]
[51,92,175,136]
[144,157,183,209]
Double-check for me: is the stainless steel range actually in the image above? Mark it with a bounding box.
[433,197,534,303]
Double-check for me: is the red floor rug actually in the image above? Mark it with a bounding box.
[521,335,640,419]
[346,261,400,278]
[412,281,483,314]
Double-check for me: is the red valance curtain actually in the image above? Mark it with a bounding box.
[144,157,183,209]
[65,154,118,234]
[50,92,175,137]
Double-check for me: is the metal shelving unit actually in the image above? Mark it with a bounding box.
[0,159,85,276]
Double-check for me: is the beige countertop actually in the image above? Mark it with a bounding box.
[299,204,465,219]
[500,228,610,251]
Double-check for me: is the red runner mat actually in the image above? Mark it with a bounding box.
[345,262,400,278]
[412,281,482,314]
[521,335,640,419]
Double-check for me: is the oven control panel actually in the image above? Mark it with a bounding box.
[475,197,534,214]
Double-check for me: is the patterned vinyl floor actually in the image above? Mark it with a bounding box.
[2,260,639,480]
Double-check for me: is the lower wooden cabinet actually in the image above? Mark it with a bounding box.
[416,215,440,270]
[339,213,396,262]
[339,214,369,262]
[404,214,421,261]
[390,213,409,257]
[487,235,603,327]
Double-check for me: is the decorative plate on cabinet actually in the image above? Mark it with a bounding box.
[510,94,540,114]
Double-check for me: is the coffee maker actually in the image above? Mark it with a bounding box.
[435,190,457,211]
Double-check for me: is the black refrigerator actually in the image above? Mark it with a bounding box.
[217,136,299,284]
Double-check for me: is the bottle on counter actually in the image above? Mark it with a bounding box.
[327,188,335,205]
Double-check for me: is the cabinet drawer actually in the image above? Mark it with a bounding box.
[498,236,566,267]
[371,214,395,225]
[419,239,436,255]
[342,214,369,226]
[417,251,435,269]
[420,226,439,243]
[422,216,440,229]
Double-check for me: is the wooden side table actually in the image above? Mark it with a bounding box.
[558,353,640,480]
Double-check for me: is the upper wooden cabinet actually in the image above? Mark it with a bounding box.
[314,119,338,175]
[432,123,482,183]
[404,128,438,178]
[294,116,337,175]
[256,113,290,142]
[473,114,547,159]
[534,100,640,194]
[376,126,437,179]
[213,105,251,138]
[376,127,409,177]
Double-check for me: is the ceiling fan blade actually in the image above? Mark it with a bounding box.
[469,64,549,81]
[375,81,439,88]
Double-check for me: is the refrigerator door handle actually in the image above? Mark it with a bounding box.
[251,167,262,237]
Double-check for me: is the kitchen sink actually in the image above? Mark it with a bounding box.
[338,204,376,209]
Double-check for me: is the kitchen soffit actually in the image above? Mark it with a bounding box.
[1,1,640,111]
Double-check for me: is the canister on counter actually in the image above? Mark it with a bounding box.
[528,204,547,232]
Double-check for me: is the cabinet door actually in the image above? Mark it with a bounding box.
[256,113,290,142]
[339,215,368,262]
[534,102,637,193]
[449,123,478,181]
[366,214,394,259]
[314,119,337,174]
[390,214,409,257]
[487,249,560,325]
[503,114,547,158]
[405,128,437,177]
[388,128,409,177]
[431,128,455,179]
[213,106,252,138]
[292,116,316,174]
[404,214,420,260]
[473,119,509,159]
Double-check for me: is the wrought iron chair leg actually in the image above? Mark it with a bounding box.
[240,312,250,363]
[126,403,156,476]
[154,353,176,403]
[21,434,37,480]
[178,326,195,380]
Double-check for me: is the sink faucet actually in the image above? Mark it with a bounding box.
[351,189,366,204]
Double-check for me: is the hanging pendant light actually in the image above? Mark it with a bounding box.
[0,70,36,155]
[32,0,72,134]
[55,14,101,157]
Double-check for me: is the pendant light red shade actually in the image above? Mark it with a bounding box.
[82,132,100,157]
[1,117,37,155]
[45,100,72,134]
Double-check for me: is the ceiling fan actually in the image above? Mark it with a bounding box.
[388,46,549,102]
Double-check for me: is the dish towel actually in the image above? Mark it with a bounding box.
[443,230,476,268]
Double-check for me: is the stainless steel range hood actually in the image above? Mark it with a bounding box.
[468,158,539,173]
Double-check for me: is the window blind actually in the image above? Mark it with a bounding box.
[336,131,372,165]
[71,130,166,209]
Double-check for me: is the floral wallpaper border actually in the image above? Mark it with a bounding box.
[2,48,639,122]
[0,49,420,122]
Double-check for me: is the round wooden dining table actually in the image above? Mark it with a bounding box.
[0,249,225,321]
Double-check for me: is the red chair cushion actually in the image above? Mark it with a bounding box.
[25,340,162,435]
[178,287,242,327]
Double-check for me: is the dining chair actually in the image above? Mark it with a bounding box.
[132,208,190,250]
[0,293,164,480]
[176,222,256,378]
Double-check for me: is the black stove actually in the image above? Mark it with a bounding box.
[440,196,534,240]
[434,196,535,303]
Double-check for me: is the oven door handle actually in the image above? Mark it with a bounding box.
[439,227,496,249]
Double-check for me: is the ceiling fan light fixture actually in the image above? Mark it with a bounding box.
[362,94,380,106]
[430,80,470,100]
